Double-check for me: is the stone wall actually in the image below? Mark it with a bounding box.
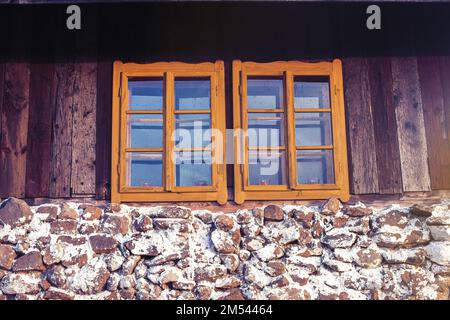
[0,197,449,300]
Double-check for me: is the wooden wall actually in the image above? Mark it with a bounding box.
[0,56,449,200]
[343,56,450,195]
[0,61,112,200]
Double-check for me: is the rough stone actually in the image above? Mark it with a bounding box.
[215,214,235,232]
[0,272,41,294]
[429,225,450,241]
[344,205,372,217]
[0,245,16,270]
[264,205,284,221]
[0,198,33,227]
[89,235,118,254]
[43,288,74,300]
[50,220,77,235]
[45,265,67,288]
[13,251,45,272]
[425,242,450,266]
[101,214,130,235]
[410,204,433,217]
[321,229,357,248]
[80,205,103,220]
[59,203,79,220]
[124,235,162,256]
[155,207,191,219]
[321,198,341,215]
[36,206,59,222]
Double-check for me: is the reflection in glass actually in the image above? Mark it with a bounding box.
[295,113,332,146]
[175,79,210,110]
[247,78,283,109]
[127,152,163,187]
[294,76,330,109]
[248,113,284,147]
[297,150,334,184]
[175,151,212,187]
[174,114,211,149]
[128,114,163,148]
[129,79,164,110]
[248,150,287,186]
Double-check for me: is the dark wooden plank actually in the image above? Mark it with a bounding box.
[0,63,4,200]
[95,61,112,199]
[49,63,77,198]
[391,57,431,192]
[342,57,379,194]
[25,63,56,197]
[0,63,30,198]
[368,57,403,194]
[71,63,97,196]
[437,56,450,188]
[417,56,450,190]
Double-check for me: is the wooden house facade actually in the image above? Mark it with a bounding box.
[0,2,449,205]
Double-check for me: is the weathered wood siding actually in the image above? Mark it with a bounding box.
[0,56,449,199]
[343,56,450,194]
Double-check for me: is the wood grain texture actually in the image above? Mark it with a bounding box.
[391,57,431,192]
[0,64,4,199]
[70,63,97,195]
[368,57,403,194]
[49,63,77,198]
[25,63,55,197]
[418,56,450,189]
[95,61,112,199]
[342,58,379,194]
[0,63,30,198]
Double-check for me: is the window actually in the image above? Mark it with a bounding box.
[111,61,227,204]
[232,60,349,204]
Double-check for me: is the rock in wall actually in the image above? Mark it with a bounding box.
[0,197,449,300]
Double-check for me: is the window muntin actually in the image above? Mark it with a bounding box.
[112,61,227,204]
[233,60,349,203]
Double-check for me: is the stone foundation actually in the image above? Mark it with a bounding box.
[0,197,449,300]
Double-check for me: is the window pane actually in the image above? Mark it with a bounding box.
[127,152,163,187]
[175,78,210,110]
[247,78,283,109]
[248,113,285,147]
[175,151,212,187]
[294,76,330,109]
[248,150,287,186]
[295,113,332,146]
[128,114,163,149]
[297,150,334,184]
[174,114,211,149]
[129,79,164,110]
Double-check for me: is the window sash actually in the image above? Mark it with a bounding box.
[233,60,349,203]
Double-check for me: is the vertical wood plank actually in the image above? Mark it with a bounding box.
[49,63,77,198]
[342,58,379,194]
[417,56,450,189]
[440,56,450,151]
[95,61,112,199]
[70,63,97,195]
[25,63,55,197]
[368,57,403,194]
[0,63,30,198]
[0,63,4,199]
[391,57,431,192]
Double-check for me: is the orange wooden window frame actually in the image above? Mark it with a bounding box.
[232,60,350,204]
[111,61,227,204]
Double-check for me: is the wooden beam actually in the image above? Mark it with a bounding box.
[391,57,431,192]
[417,56,450,189]
[70,63,97,196]
[49,63,77,198]
[342,57,379,194]
[25,63,56,197]
[95,61,113,199]
[368,57,403,194]
[0,63,31,198]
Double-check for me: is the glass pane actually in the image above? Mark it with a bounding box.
[127,152,163,187]
[294,76,330,109]
[129,79,164,110]
[248,150,287,186]
[247,78,283,109]
[248,113,285,147]
[175,78,210,110]
[297,150,334,184]
[128,114,163,149]
[174,114,211,149]
[295,113,332,146]
[175,151,212,187]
